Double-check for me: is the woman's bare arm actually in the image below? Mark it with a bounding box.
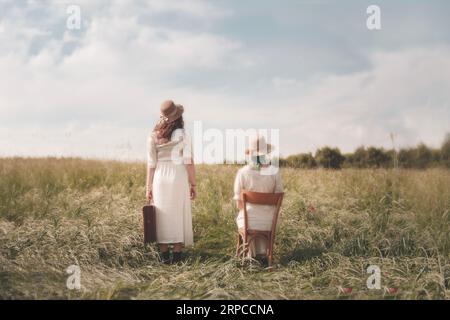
[185,162,196,200]
[146,166,156,201]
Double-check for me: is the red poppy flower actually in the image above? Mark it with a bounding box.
[387,287,398,294]
[341,287,353,294]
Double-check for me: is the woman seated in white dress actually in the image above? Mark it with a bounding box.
[146,100,196,264]
[233,135,283,265]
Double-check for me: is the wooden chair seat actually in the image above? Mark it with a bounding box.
[238,228,271,237]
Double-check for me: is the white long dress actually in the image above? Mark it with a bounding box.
[147,129,194,246]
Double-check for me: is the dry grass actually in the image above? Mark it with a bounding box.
[0,157,449,299]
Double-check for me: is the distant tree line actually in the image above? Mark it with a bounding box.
[279,133,450,169]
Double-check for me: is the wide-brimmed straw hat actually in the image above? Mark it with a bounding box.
[245,135,273,156]
[160,100,184,123]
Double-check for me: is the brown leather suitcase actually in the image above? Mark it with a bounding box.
[142,204,157,243]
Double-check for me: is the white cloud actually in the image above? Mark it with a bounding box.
[277,47,450,154]
[0,0,245,122]
[145,0,231,19]
[0,1,449,160]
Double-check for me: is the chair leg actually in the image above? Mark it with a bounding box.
[236,234,242,257]
[243,235,250,258]
[268,254,273,271]
[268,239,274,271]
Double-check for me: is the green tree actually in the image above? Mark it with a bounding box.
[315,147,345,169]
[349,146,368,168]
[286,153,317,169]
[415,143,433,169]
[366,147,391,168]
[441,133,450,168]
[398,148,416,168]
[398,144,434,169]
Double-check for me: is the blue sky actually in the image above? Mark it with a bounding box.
[0,0,449,160]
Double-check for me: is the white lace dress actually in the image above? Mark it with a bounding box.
[147,129,194,246]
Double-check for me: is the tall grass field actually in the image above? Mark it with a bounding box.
[0,158,449,299]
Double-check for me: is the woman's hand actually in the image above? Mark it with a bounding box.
[190,185,196,200]
[146,189,153,202]
[185,164,196,200]
[146,167,155,203]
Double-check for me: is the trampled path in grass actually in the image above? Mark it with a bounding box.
[0,158,449,299]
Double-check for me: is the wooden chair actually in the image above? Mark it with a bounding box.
[236,190,284,270]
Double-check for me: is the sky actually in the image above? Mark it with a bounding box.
[0,0,449,161]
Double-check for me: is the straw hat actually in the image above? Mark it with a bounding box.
[245,135,273,156]
[159,100,184,123]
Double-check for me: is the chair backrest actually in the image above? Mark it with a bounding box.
[241,191,283,206]
[240,190,284,234]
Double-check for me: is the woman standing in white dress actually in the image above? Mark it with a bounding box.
[146,100,196,264]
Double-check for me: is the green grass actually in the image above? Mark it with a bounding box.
[0,157,449,299]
